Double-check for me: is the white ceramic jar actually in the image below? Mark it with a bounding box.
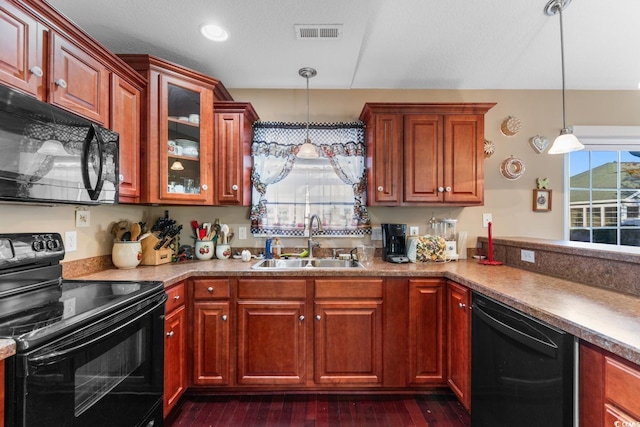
[216,244,231,259]
[112,241,142,269]
[195,240,214,260]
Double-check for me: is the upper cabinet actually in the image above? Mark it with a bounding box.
[214,101,258,206]
[118,55,231,205]
[0,0,145,202]
[359,103,495,206]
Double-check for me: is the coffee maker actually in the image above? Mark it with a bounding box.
[381,223,409,263]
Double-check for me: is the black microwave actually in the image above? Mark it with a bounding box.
[0,84,119,205]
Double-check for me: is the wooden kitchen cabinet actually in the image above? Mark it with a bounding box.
[214,101,259,205]
[359,103,495,206]
[119,54,228,205]
[164,281,187,416]
[408,278,445,385]
[446,280,471,411]
[580,340,640,426]
[111,74,142,202]
[191,278,231,386]
[236,278,307,385]
[314,279,383,386]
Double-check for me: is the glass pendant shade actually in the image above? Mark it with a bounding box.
[548,128,584,154]
[297,139,318,158]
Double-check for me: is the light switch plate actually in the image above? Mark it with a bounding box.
[371,228,382,241]
[238,227,247,240]
[409,226,419,236]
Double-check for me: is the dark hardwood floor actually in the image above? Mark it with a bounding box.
[168,392,471,427]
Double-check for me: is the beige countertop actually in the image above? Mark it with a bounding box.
[0,338,16,361]
[77,257,640,365]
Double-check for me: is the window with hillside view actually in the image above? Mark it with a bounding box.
[569,150,640,247]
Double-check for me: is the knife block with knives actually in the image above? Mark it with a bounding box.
[140,234,173,266]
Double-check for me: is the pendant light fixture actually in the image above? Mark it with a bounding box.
[545,0,584,154]
[297,67,319,159]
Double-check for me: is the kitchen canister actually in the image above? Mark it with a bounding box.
[195,240,214,260]
[216,244,231,260]
[112,241,142,269]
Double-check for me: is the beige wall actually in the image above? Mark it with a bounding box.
[3,89,639,262]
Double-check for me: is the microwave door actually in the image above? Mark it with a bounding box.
[82,124,104,201]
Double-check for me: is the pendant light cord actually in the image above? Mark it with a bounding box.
[558,3,567,130]
[306,74,310,143]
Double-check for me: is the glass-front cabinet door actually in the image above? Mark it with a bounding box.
[158,75,213,204]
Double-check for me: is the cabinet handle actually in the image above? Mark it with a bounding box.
[377,186,383,192]
[55,78,67,89]
[166,330,174,338]
[174,295,181,301]
[232,184,238,191]
[29,66,43,77]
[222,315,228,321]
[119,174,125,182]
[299,315,305,321]
[438,186,444,193]
[315,315,321,321]
[459,303,466,309]
[201,184,208,191]
[207,286,214,293]
[445,186,452,192]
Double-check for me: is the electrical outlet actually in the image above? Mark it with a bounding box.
[409,226,419,236]
[521,249,535,263]
[371,228,382,241]
[482,213,492,228]
[238,227,247,240]
[65,231,77,252]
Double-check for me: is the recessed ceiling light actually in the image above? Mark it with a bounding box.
[200,24,229,42]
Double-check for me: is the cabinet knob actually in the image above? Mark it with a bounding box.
[438,186,444,193]
[166,330,174,338]
[173,295,180,301]
[29,66,43,77]
[119,174,125,182]
[445,186,452,192]
[459,302,466,309]
[299,315,305,321]
[201,184,208,191]
[377,186,383,192]
[232,184,238,191]
[222,315,228,321]
[55,78,67,89]
[315,315,321,321]
[207,286,214,293]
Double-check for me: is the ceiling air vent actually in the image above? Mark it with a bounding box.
[295,24,343,40]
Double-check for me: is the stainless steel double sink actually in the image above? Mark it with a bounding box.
[252,258,364,269]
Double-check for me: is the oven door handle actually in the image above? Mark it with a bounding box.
[472,301,558,358]
[28,296,165,366]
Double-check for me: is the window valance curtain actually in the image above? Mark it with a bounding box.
[250,121,370,237]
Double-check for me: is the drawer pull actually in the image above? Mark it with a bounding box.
[222,315,228,321]
[459,302,466,309]
[166,331,174,338]
[207,286,214,293]
[315,315,322,321]
[174,295,181,301]
[445,186,452,192]
[299,315,305,321]
[55,78,67,89]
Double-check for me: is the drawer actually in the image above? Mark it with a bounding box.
[314,279,383,299]
[237,279,306,299]
[192,279,230,299]
[605,356,640,419]
[165,281,186,313]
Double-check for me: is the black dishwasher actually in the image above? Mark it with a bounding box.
[471,293,574,427]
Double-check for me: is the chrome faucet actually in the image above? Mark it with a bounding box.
[307,214,323,258]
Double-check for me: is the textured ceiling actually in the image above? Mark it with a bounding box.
[46,0,640,90]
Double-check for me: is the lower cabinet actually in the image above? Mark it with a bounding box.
[408,279,445,385]
[314,279,383,386]
[236,279,307,385]
[164,281,187,416]
[446,280,471,411]
[191,279,231,386]
[580,340,640,426]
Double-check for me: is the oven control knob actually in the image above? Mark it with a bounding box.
[32,240,46,252]
[47,239,61,250]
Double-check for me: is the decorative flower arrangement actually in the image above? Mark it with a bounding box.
[415,235,447,262]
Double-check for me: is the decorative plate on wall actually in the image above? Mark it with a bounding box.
[500,116,521,136]
[500,155,525,180]
[529,135,550,154]
[484,139,495,158]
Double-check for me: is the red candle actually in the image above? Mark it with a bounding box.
[487,221,493,261]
